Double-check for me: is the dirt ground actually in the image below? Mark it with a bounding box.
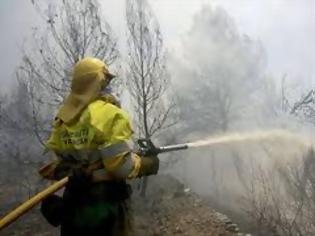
[1,175,247,236]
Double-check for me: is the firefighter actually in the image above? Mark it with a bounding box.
[39,57,159,236]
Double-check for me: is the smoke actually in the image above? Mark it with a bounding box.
[1,0,314,233]
[168,5,267,135]
[163,4,315,230]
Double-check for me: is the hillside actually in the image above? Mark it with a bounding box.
[1,175,247,236]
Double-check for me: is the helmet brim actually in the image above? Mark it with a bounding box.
[106,72,116,81]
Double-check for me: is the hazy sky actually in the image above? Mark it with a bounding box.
[0,0,314,90]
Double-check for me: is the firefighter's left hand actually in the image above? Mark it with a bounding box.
[138,155,160,176]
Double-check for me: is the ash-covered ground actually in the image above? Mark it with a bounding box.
[1,175,247,236]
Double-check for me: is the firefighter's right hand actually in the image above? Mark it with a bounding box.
[66,167,92,192]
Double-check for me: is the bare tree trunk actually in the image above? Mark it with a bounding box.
[19,0,119,142]
[126,0,176,197]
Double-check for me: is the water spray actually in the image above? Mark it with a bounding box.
[139,129,311,156]
[186,129,311,148]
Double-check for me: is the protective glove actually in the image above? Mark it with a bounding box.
[38,161,61,180]
[40,194,64,227]
[66,167,92,193]
[53,161,73,180]
[138,155,159,177]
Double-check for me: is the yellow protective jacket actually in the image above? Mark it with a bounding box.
[44,97,141,181]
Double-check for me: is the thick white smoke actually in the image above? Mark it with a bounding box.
[163,5,315,228]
